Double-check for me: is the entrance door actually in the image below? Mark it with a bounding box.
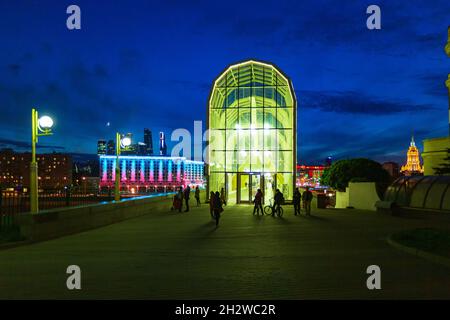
[238,174,250,203]
[237,173,263,204]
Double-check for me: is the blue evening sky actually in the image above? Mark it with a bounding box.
[0,0,449,164]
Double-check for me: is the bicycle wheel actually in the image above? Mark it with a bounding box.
[264,206,272,215]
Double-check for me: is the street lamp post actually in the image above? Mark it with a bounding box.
[30,108,53,214]
[114,133,131,201]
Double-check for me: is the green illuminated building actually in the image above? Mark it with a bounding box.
[207,60,297,204]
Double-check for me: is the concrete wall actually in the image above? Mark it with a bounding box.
[335,191,349,208]
[17,194,176,242]
[334,182,380,211]
[423,136,450,175]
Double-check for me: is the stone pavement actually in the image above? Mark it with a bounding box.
[0,203,449,299]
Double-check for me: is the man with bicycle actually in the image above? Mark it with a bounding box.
[272,189,284,217]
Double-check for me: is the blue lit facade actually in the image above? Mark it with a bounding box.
[99,155,204,192]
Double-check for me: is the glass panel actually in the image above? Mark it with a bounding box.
[227,173,237,204]
[276,87,288,107]
[277,129,293,150]
[225,151,237,171]
[210,109,226,129]
[226,88,238,107]
[264,174,275,205]
[277,173,293,200]
[238,88,251,107]
[240,174,250,202]
[238,130,251,150]
[277,151,293,172]
[250,129,264,150]
[238,150,251,172]
[264,129,277,150]
[225,130,238,150]
[277,107,293,129]
[251,151,263,172]
[263,150,276,172]
[209,129,225,151]
[264,87,275,102]
[264,108,277,128]
[239,109,251,128]
[210,173,226,194]
[254,108,264,128]
[226,109,239,128]
[210,151,225,172]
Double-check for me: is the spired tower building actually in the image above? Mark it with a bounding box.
[206,60,297,204]
[401,136,424,176]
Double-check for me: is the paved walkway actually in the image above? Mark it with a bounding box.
[0,203,449,299]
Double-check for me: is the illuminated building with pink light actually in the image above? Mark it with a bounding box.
[99,155,204,193]
[296,164,328,188]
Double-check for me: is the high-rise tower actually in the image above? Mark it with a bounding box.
[97,140,107,155]
[144,128,153,155]
[401,136,424,176]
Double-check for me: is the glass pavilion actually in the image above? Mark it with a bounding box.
[207,60,297,204]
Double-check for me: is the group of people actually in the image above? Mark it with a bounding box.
[173,185,313,225]
[252,186,314,216]
[293,187,313,216]
[172,185,201,212]
[252,188,285,216]
[209,188,226,227]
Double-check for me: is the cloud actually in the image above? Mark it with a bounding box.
[419,73,449,98]
[298,90,436,115]
[0,138,65,151]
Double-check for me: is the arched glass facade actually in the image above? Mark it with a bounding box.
[384,175,450,211]
[207,60,297,204]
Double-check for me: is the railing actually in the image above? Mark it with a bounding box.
[0,188,113,230]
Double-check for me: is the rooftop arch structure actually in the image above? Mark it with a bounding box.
[384,175,450,212]
[206,60,297,204]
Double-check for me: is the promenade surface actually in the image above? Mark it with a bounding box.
[0,203,449,299]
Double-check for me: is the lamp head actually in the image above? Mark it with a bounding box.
[38,116,53,129]
[121,137,131,147]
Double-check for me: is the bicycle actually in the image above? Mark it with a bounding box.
[264,198,284,217]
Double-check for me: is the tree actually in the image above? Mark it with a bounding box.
[322,158,391,198]
[433,148,450,175]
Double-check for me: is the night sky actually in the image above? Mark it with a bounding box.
[1,0,449,164]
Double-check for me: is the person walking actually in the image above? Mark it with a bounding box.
[209,191,215,218]
[176,187,184,213]
[213,191,223,227]
[195,186,200,207]
[220,187,226,206]
[253,189,263,215]
[293,188,301,216]
[183,185,191,212]
[302,187,313,216]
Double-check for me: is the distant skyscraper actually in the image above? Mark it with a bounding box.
[97,140,107,155]
[159,132,167,156]
[137,142,147,156]
[107,140,115,155]
[325,156,332,166]
[401,136,424,176]
[144,128,153,155]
